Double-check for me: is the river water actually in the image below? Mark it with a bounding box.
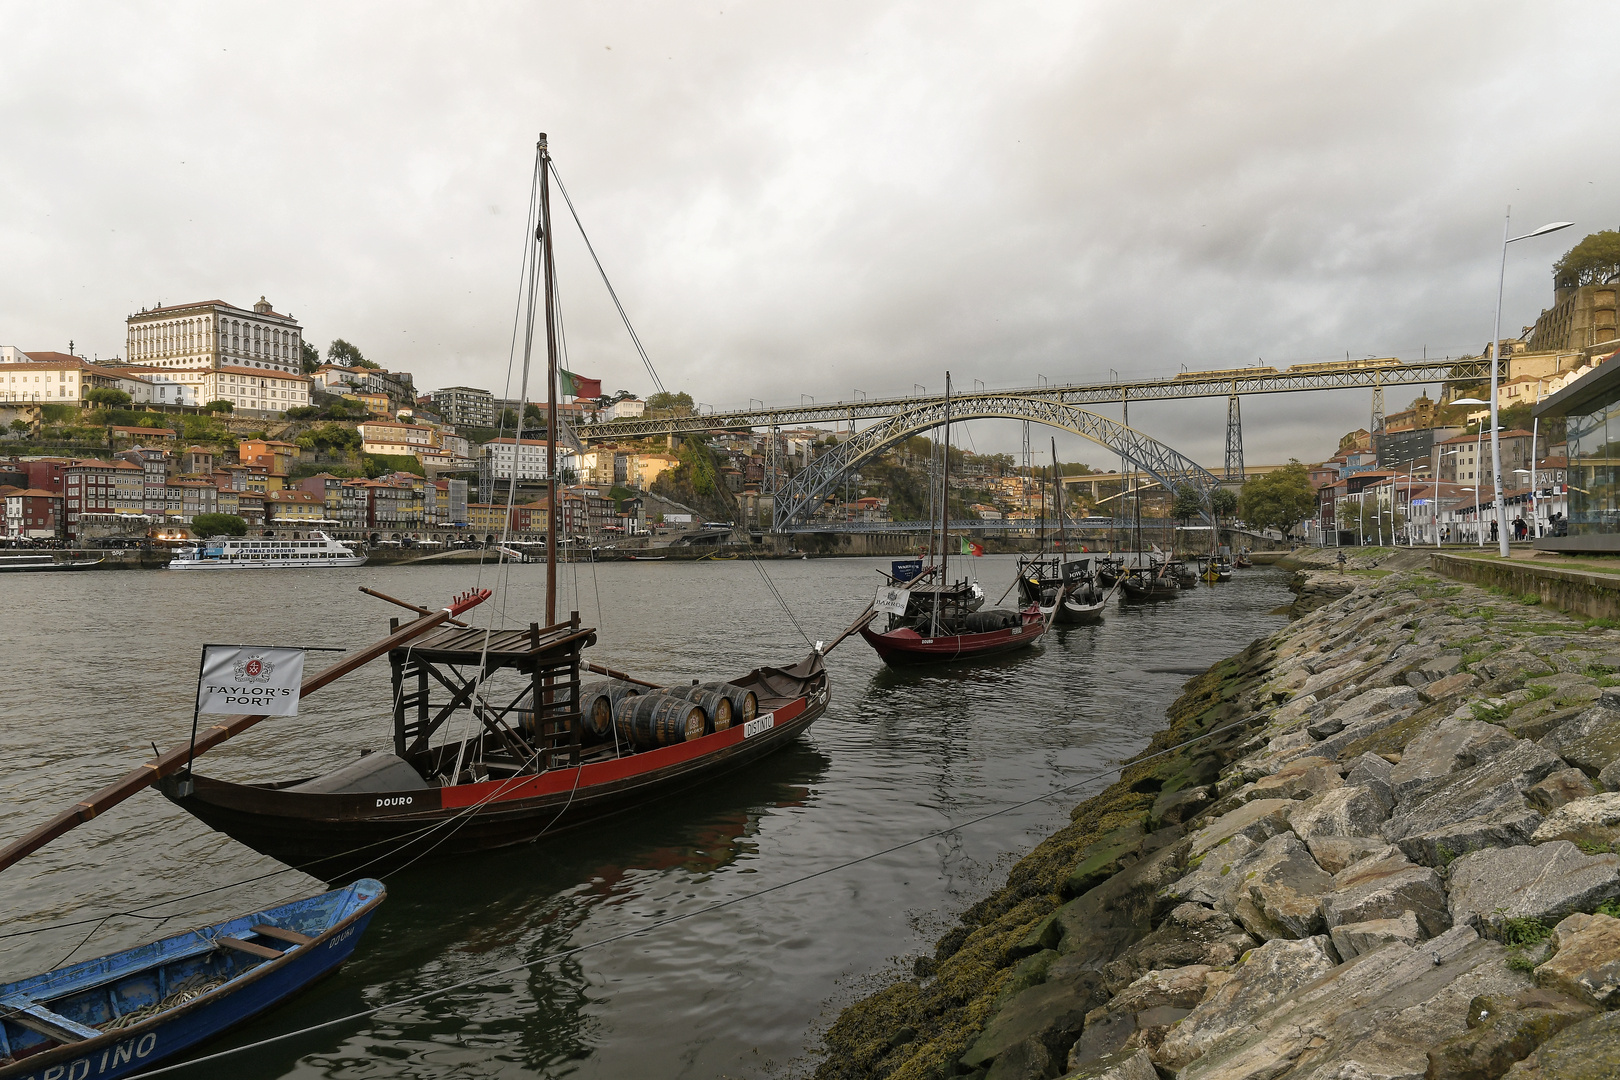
[0,555,1292,1078]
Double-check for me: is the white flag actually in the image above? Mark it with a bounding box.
[874,585,912,616]
[197,646,306,716]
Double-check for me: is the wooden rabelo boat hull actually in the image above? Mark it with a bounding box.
[0,880,382,1080]
[165,660,829,883]
[859,610,1045,665]
[1052,597,1106,625]
[1118,575,1180,601]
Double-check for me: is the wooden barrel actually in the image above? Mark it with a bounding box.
[614,693,705,749]
[673,684,733,733]
[578,680,641,739]
[716,682,759,723]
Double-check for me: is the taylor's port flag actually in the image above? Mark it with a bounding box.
[197,646,306,716]
[960,537,984,557]
[558,369,602,400]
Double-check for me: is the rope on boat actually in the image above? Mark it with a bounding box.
[103,975,225,1031]
[134,702,1281,1078]
[749,556,814,648]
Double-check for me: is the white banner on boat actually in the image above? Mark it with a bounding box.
[874,585,911,616]
[197,646,306,716]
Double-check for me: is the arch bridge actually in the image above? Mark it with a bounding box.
[773,394,1221,532]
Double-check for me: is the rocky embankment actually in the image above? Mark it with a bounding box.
[817,561,1620,1080]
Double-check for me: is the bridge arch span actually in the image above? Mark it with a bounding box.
[773,394,1221,531]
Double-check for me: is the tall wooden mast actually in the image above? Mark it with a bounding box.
[539,134,559,624]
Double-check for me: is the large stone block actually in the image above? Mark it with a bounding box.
[1288,784,1392,842]
[1306,835,1394,874]
[1343,750,1395,809]
[1061,1047,1157,1080]
[1100,903,1256,995]
[961,977,1096,1071]
[1389,718,1519,803]
[1499,1009,1620,1079]
[1534,912,1620,1008]
[1425,988,1594,1080]
[1540,704,1620,777]
[1526,768,1600,814]
[1328,910,1422,960]
[1071,965,1215,1065]
[1171,924,1531,1080]
[1153,936,1339,1072]
[1228,833,1334,941]
[1447,842,1620,933]
[1385,740,1564,866]
[1532,791,1620,848]
[1186,798,1293,857]
[1319,849,1451,938]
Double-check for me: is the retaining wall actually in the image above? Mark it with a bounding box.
[1432,552,1620,621]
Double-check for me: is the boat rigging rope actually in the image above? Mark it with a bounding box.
[133,701,1268,1078]
[749,556,813,648]
[547,159,666,397]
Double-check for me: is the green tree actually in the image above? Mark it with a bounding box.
[301,341,322,374]
[201,399,234,414]
[1238,461,1317,538]
[85,387,132,409]
[645,390,695,415]
[327,339,379,369]
[9,419,30,434]
[523,403,545,426]
[1171,486,1205,523]
[1553,230,1620,290]
[1210,488,1238,517]
[499,408,519,430]
[192,513,248,537]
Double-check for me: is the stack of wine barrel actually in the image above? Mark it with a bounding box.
[577,679,760,751]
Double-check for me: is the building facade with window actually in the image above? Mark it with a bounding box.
[125,297,303,377]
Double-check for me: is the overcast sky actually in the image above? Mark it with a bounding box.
[3,1,1616,470]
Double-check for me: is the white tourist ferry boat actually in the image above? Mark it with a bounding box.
[168,531,366,570]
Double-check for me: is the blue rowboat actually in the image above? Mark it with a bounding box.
[0,878,384,1079]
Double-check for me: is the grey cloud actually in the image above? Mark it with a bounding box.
[1,0,1615,470]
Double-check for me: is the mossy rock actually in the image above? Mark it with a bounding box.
[1059,819,1147,898]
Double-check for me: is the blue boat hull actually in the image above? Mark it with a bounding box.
[0,880,383,1079]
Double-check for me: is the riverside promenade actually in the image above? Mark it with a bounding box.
[817,546,1620,1080]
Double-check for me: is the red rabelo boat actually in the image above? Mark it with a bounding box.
[112,135,825,883]
[857,373,1046,666]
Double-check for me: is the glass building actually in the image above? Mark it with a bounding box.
[1534,360,1620,549]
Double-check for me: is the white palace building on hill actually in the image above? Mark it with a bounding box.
[118,297,312,415]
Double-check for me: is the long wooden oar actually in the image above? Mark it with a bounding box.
[0,588,494,877]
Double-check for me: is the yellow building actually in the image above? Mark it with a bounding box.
[467,503,511,533]
[268,489,325,522]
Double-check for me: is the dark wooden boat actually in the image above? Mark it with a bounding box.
[1017,555,1107,625]
[1119,561,1182,600]
[1234,550,1254,569]
[0,880,383,1080]
[162,630,828,881]
[857,373,1043,666]
[0,554,103,573]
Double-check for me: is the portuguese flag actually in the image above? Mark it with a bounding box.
[960,537,984,557]
[558,369,602,400]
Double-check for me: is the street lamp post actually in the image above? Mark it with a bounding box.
[1488,212,1574,557]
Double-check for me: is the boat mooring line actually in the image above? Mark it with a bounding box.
[140,696,1262,1077]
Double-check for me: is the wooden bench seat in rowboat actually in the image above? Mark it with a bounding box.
[0,999,103,1043]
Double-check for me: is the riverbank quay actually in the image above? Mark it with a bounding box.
[816,565,1620,1080]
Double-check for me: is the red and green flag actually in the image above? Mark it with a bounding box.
[960,537,984,557]
[558,369,602,400]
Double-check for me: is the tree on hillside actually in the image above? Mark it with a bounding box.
[328,339,379,369]
[301,341,322,374]
[85,388,132,409]
[645,391,694,415]
[1210,487,1238,519]
[201,400,234,414]
[1554,230,1620,290]
[1237,461,1317,538]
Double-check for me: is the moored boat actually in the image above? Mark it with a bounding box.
[0,880,383,1080]
[0,553,103,572]
[168,531,364,570]
[856,373,1044,666]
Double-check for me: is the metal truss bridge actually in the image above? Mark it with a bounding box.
[581,358,1486,440]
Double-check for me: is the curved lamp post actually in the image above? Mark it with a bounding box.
[1489,214,1574,557]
